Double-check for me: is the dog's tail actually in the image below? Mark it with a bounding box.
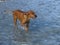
[3,9,13,14]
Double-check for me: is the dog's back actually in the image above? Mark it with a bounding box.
[13,10,26,21]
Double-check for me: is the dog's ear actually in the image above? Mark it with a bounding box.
[27,10,33,14]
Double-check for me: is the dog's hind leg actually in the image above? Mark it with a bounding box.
[13,15,17,29]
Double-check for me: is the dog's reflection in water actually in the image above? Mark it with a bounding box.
[13,29,29,42]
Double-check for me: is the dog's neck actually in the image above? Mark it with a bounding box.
[24,15,27,19]
[24,13,30,20]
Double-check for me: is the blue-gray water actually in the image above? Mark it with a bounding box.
[0,0,60,45]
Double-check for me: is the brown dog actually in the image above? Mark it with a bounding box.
[12,10,37,32]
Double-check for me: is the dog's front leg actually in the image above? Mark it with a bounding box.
[21,19,26,26]
[24,22,29,32]
[24,25,28,32]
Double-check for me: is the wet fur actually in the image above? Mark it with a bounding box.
[12,10,37,32]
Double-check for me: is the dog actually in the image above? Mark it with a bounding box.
[12,10,37,32]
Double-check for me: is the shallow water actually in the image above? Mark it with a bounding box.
[0,0,60,45]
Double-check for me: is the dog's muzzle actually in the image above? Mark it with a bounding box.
[33,15,37,19]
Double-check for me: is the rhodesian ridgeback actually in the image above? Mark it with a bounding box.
[13,10,37,32]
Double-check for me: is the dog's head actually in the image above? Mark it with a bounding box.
[27,10,37,19]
